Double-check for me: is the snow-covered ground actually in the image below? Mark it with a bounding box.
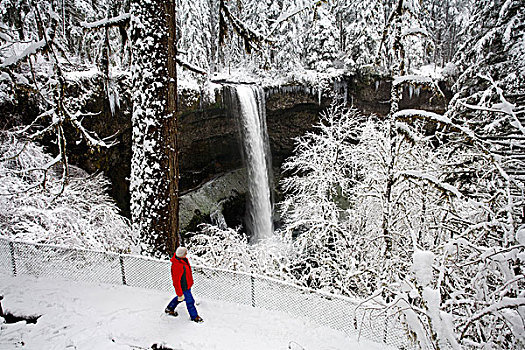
[0,274,388,350]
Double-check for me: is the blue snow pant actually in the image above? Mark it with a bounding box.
[167,288,198,319]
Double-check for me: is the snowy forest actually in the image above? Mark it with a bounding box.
[0,0,524,349]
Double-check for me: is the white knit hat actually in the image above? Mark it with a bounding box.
[176,246,188,258]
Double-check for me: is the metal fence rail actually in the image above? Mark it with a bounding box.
[0,237,415,349]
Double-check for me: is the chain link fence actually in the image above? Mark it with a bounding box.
[0,237,415,349]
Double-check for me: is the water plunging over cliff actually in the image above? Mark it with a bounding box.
[225,85,274,242]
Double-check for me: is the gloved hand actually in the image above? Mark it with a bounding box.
[177,295,185,302]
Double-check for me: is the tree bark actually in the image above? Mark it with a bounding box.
[381,0,405,258]
[165,0,180,256]
[130,0,180,257]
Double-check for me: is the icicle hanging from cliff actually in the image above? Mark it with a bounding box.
[227,85,274,242]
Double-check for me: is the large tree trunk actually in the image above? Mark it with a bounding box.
[130,0,179,257]
[381,0,405,259]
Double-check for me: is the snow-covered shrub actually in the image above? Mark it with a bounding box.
[187,223,293,281]
[187,224,253,271]
[0,132,136,253]
[277,99,525,348]
[277,105,369,295]
[277,106,457,296]
[352,107,524,348]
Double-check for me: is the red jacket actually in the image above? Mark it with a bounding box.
[170,254,194,297]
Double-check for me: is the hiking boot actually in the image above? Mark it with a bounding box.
[191,315,204,323]
[164,307,178,317]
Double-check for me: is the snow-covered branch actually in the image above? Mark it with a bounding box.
[464,74,525,135]
[219,0,272,53]
[176,56,207,75]
[0,39,46,69]
[399,170,462,197]
[267,0,327,38]
[80,13,131,29]
[461,298,525,338]
[69,112,117,149]
[393,109,476,139]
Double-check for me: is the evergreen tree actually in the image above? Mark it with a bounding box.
[305,5,339,71]
[338,0,385,68]
[177,0,213,73]
[421,0,467,67]
[453,0,525,105]
[271,0,311,72]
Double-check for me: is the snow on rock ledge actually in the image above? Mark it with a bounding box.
[179,169,248,231]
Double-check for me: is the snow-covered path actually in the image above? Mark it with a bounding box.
[0,274,387,350]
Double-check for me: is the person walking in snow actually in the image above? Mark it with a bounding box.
[165,246,204,323]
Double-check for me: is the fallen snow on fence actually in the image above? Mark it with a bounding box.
[0,274,388,350]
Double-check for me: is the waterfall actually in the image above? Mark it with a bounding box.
[226,85,274,242]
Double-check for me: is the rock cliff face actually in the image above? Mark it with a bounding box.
[180,75,448,193]
[177,76,448,233]
[178,94,240,193]
[2,73,449,232]
[178,86,325,195]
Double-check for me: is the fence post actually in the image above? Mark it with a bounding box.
[251,275,255,308]
[383,317,388,344]
[119,255,127,286]
[9,241,16,277]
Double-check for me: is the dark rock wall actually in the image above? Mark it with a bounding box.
[179,86,327,194]
[179,104,242,192]
[0,86,41,129]
[266,89,326,167]
[345,74,448,116]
